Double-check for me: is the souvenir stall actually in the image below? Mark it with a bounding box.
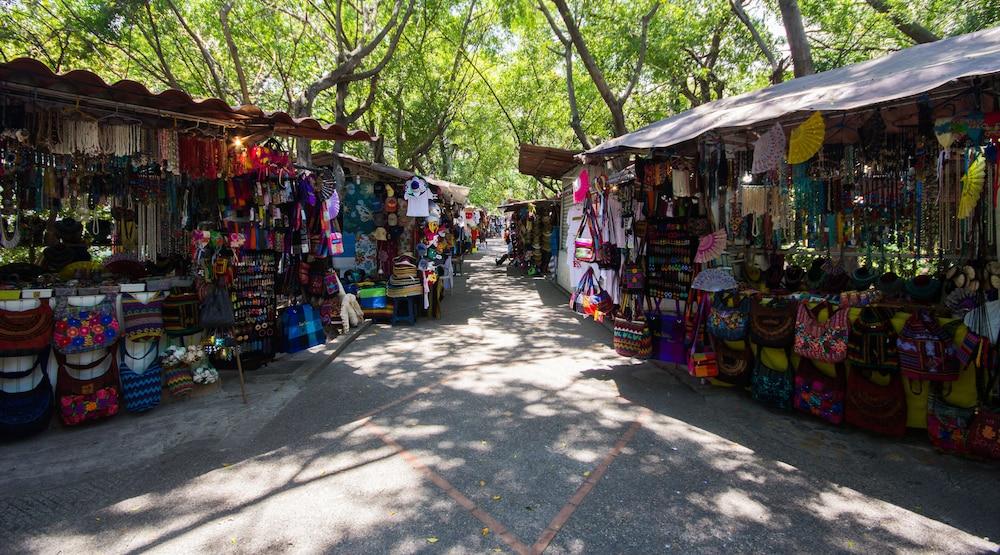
[569,28,1000,460]
[0,58,373,439]
[312,152,469,324]
[498,200,560,277]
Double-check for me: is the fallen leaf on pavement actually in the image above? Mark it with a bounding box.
[479,480,486,487]
[492,495,502,501]
[482,527,490,536]
[426,537,439,544]
[583,471,591,477]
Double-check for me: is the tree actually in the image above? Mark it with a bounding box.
[777,0,815,77]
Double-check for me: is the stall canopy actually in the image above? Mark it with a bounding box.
[584,26,1000,160]
[518,143,581,179]
[498,199,559,211]
[0,57,373,142]
[313,152,470,205]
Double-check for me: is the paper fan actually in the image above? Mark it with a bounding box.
[958,156,986,219]
[695,229,727,263]
[751,123,785,174]
[788,112,825,164]
[692,268,737,292]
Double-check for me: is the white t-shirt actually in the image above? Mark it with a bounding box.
[405,178,432,217]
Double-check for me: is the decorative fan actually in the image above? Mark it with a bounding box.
[574,168,590,204]
[695,229,727,263]
[958,156,986,219]
[788,112,825,164]
[691,267,737,292]
[751,123,785,174]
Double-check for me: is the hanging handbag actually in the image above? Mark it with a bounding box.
[845,368,907,437]
[117,342,162,413]
[647,298,686,365]
[793,302,850,363]
[200,285,236,329]
[793,358,846,424]
[574,197,599,263]
[162,286,202,336]
[613,293,651,359]
[707,292,750,341]
[896,309,960,382]
[713,339,752,387]
[121,292,165,342]
[0,302,53,356]
[926,390,975,454]
[0,352,53,438]
[687,294,718,378]
[280,304,326,354]
[54,347,121,426]
[749,297,798,348]
[967,354,1000,459]
[623,262,645,290]
[751,348,794,410]
[847,306,899,372]
[53,297,121,355]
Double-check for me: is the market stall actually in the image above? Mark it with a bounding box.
[568,27,1000,460]
[311,152,470,323]
[497,199,560,277]
[0,58,374,438]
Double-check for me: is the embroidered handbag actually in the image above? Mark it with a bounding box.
[926,392,974,454]
[121,292,165,342]
[623,262,645,290]
[162,287,202,336]
[847,307,899,371]
[967,407,1000,460]
[0,302,53,356]
[897,310,960,382]
[54,347,121,426]
[614,317,652,359]
[574,238,596,263]
[280,304,326,354]
[707,293,750,341]
[574,199,599,263]
[793,359,846,424]
[714,340,752,387]
[200,285,236,329]
[53,298,120,355]
[793,302,850,363]
[845,368,907,437]
[117,342,162,413]
[751,350,794,410]
[0,352,53,438]
[324,271,340,296]
[750,297,798,348]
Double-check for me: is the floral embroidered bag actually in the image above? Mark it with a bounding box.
[793,358,845,424]
[53,298,120,355]
[54,347,121,426]
[750,297,798,348]
[926,390,975,454]
[751,349,794,410]
[896,309,960,382]
[707,292,750,341]
[793,302,849,363]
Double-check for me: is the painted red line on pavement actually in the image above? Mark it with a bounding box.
[531,409,649,554]
[365,421,534,555]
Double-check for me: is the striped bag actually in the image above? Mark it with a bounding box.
[122,292,165,342]
[118,342,162,412]
[614,294,651,359]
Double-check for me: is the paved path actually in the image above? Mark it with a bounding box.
[2,248,999,554]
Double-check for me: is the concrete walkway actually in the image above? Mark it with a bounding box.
[2,247,998,554]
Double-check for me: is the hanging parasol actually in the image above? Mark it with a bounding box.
[787,112,825,165]
[695,229,727,263]
[958,156,986,219]
[751,123,785,174]
[691,267,738,292]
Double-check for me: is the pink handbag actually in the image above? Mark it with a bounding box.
[793,302,849,363]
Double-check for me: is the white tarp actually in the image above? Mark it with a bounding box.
[584,26,1000,159]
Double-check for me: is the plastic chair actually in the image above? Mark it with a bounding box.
[392,296,417,325]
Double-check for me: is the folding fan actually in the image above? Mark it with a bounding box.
[691,267,737,292]
[958,156,986,219]
[788,112,825,165]
[695,229,727,263]
[751,123,785,174]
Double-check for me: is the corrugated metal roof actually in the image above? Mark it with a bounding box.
[518,143,581,178]
[0,57,373,142]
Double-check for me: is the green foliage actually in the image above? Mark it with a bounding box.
[1,0,999,209]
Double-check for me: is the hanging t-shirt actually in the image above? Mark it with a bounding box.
[405,177,432,217]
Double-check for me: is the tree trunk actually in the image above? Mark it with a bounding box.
[777,0,814,77]
[863,0,939,44]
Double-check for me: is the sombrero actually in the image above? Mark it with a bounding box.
[904,275,941,302]
[806,258,827,290]
[783,265,805,291]
[877,272,902,296]
[850,266,880,290]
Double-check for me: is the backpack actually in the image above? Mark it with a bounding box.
[847,306,898,371]
[896,309,960,382]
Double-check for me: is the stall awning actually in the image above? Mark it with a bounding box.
[0,57,373,142]
[584,26,1000,160]
[498,199,559,211]
[518,144,581,178]
[313,151,470,205]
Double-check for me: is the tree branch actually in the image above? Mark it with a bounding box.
[165,0,228,99]
[220,1,252,105]
[618,1,659,105]
[863,0,939,44]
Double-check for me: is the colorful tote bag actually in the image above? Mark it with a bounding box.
[847,306,899,371]
[793,302,850,363]
[163,363,194,398]
[0,302,53,356]
[54,347,121,426]
[162,287,202,336]
[845,369,907,437]
[897,310,960,382]
[117,342,162,413]
[707,293,750,341]
[926,392,975,454]
[750,297,798,348]
[968,407,1000,460]
[0,352,53,438]
[280,304,326,354]
[793,359,846,424]
[121,292,165,342]
[751,350,794,410]
[647,299,686,365]
[53,298,120,355]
